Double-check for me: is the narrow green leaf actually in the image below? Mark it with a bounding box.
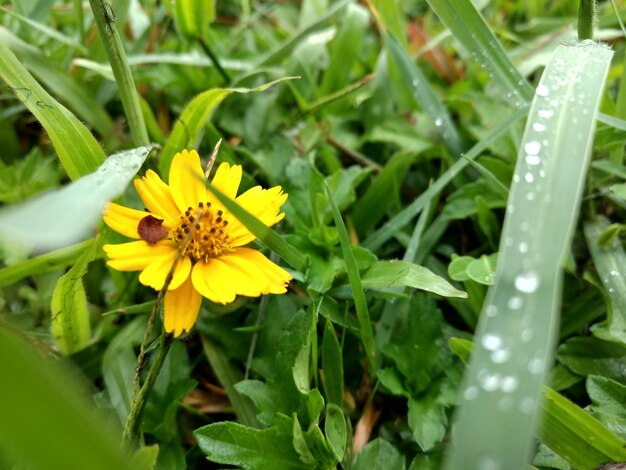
[0,146,150,254]
[200,335,259,427]
[158,77,298,177]
[584,216,626,346]
[205,182,307,273]
[359,260,467,298]
[51,240,97,355]
[0,239,92,287]
[426,0,533,105]
[174,0,214,39]
[445,42,614,470]
[449,337,626,468]
[322,318,343,406]
[0,324,134,470]
[0,39,105,179]
[384,32,463,156]
[323,178,376,369]
[363,106,528,251]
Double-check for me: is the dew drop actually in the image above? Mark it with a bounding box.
[515,270,540,293]
[482,333,502,351]
[518,242,528,253]
[519,397,535,415]
[532,122,546,132]
[538,109,554,119]
[508,296,522,309]
[491,348,510,364]
[524,141,541,155]
[528,357,544,375]
[464,386,479,400]
[500,376,518,392]
[536,84,549,97]
[434,117,443,127]
[524,172,534,183]
[521,329,533,342]
[525,154,541,165]
[480,373,500,392]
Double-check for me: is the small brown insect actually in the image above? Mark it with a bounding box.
[137,215,168,243]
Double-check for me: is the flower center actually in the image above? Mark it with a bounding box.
[171,202,231,262]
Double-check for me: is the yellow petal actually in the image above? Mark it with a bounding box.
[164,276,202,337]
[138,250,192,291]
[191,259,234,304]
[134,170,180,227]
[221,248,291,294]
[169,149,207,213]
[103,240,176,271]
[103,203,147,239]
[210,162,242,199]
[229,186,287,246]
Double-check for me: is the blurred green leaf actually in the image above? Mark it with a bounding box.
[557,337,626,385]
[174,0,214,39]
[322,318,343,406]
[50,239,96,355]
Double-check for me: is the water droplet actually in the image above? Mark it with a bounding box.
[515,270,540,293]
[464,386,479,400]
[536,84,549,97]
[500,376,518,392]
[519,242,528,253]
[486,304,498,317]
[525,141,541,155]
[528,358,544,374]
[532,122,546,132]
[508,296,522,309]
[524,173,534,183]
[519,397,535,415]
[434,117,443,127]
[480,373,500,392]
[525,154,541,165]
[491,348,510,364]
[521,329,533,342]
[538,109,554,119]
[482,333,502,351]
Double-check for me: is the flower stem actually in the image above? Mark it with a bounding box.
[88,0,150,147]
[121,330,173,449]
[578,0,595,41]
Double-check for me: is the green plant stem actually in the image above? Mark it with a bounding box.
[74,0,85,43]
[198,37,231,84]
[578,0,595,40]
[88,0,150,147]
[121,330,173,449]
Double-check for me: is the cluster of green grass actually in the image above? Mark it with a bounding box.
[1,1,626,469]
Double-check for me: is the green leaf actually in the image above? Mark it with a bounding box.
[0,239,92,287]
[194,419,309,470]
[408,393,447,452]
[360,260,467,298]
[448,256,473,282]
[50,239,96,355]
[174,0,214,39]
[465,253,498,285]
[324,404,347,461]
[0,325,134,470]
[584,216,626,346]
[557,337,626,385]
[446,42,613,470]
[384,32,463,156]
[158,77,297,178]
[322,318,343,406]
[0,146,150,254]
[352,438,405,470]
[0,39,105,180]
[587,375,626,440]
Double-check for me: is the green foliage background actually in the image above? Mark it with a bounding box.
[1,1,626,469]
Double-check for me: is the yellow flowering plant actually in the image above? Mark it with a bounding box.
[102,149,292,337]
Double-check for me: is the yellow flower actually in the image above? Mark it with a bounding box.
[102,149,292,337]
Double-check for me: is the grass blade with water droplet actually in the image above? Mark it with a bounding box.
[445,41,614,469]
